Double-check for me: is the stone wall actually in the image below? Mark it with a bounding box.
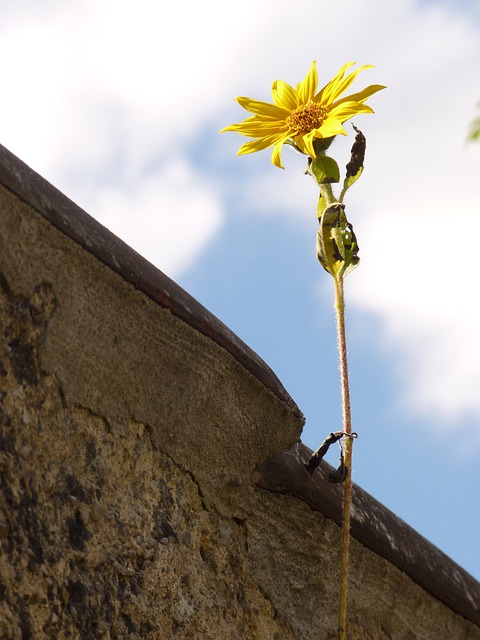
[1,144,479,639]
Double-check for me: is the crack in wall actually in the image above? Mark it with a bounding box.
[0,276,293,639]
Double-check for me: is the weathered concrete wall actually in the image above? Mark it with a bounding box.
[1,146,479,639]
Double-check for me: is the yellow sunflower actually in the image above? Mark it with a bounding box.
[221,61,385,169]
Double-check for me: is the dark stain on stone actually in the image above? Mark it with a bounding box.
[67,575,117,640]
[152,507,177,542]
[118,570,143,602]
[66,579,95,640]
[3,283,57,389]
[0,406,14,449]
[8,337,38,386]
[64,473,91,503]
[67,578,87,609]
[67,512,92,551]
[152,480,177,542]
[85,439,97,466]
[101,579,115,625]
[53,473,94,508]
[16,594,34,640]
[2,472,47,567]
[18,489,45,567]
[121,612,138,634]
[46,581,55,602]
[131,572,143,595]
[158,478,174,507]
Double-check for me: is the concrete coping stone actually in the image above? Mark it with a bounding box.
[0,143,302,422]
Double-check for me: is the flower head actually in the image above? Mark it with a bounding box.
[221,61,385,169]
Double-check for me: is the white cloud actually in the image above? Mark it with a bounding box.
[229,1,480,430]
[87,157,223,276]
[0,0,238,274]
[1,0,480,429]
[343,8,480,429]
[348,205,480,426]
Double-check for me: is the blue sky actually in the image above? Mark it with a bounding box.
[1,0,479,580]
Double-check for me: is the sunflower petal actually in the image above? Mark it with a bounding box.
[224,120,289,137]
[271,140,287,169]
[296,61,318,104]
[236,96,289,119]
[272,80,299,111]
[302,132,317,158]
[315,62,356,104]
[334,84,386,106]
[328,102,374,122]
[320,65,374,105]
[316,119,348,138]
[236,131,290,156]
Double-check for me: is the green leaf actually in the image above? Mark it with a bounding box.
[341,166,364,198]
[316,202,360,277]
[340,125,366,202]
[313,137,335,154]
[467,117,480,142]
[310,155,340,185]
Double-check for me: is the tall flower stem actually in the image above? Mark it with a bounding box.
[333,272,353,639]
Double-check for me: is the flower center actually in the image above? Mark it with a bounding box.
[287,102,327,133]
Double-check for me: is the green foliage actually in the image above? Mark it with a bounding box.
[340,166,364,202]
[468,117,480,142]
[310,155,340,184]
[340,125,366,202]
[316,202,360,278]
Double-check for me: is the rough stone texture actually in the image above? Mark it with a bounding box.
[256,443,480,627]
[247,490,480,639]
[1,165,479,640]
